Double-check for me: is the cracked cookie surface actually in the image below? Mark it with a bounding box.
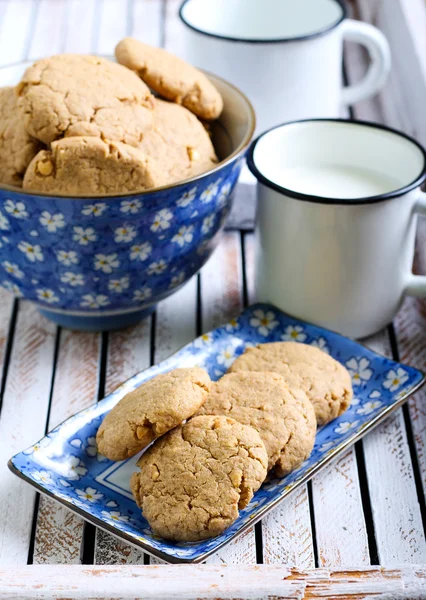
[0,87,41,187]
[23,136,167,195]
[96,367,211,461]
[131,415,268,541]
[137,98,218,184]
[115,37,223,120]
[16,54,154,145]
[229,342,353,425]
[196,371,316,475]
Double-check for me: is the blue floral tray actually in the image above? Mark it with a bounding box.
[8,304,425,563]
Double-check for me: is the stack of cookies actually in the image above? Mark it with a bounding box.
[0,38,222,194]
[96,341,353,542]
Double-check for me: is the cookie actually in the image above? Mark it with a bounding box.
[23,136,167,195]
[115,37,223,121]
[131,415,267,541]
[96,367,211,461]
[196,371,316,475]
[0,87,41,187]
[229,342,353,425]
[16,54,154,146]
[137,98,217,184]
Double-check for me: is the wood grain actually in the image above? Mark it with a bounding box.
[244,234,315,567]
[33,330,101,564]
[0,303,56,566]
[1,564,425,599]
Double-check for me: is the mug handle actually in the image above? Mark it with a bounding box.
[405,191,426,297]
[341,19,391,106]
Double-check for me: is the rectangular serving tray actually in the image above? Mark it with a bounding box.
[8,303,425,563]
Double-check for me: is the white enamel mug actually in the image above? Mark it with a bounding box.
[179,0,391,134]
[247,120,426,338]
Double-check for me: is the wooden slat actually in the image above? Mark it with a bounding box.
[0,0,37,66]
[32,330,101,564]
[200,231,256,564]
[96,0,130,56]
[0,290,15,390]
[94,318,151,565]
[346,5,426,563]
[1,564,425,599]
[0,303,56,566]
[27,0,67,59]
[131,0,163,46]
[63,0,98,54]
[244,233,315,567]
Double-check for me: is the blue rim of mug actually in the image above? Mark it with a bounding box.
[179,0,347,44]
[247,118,426,206]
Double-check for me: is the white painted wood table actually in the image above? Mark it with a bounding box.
[0,0,426,598]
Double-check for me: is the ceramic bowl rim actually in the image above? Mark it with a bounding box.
[0,60,256,200]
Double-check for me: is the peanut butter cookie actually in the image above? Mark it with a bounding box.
[229,342,353,425]
[115,38,223,120]
[23,136,167,195]
[16,54,154,145]
[131,415,268,541]
[96,367,211,461]
[196,372,316,475]
[0,87,41,187]
[138,98,217,184]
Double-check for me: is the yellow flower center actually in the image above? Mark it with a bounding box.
[291,331,298,338]
[260,318,269,326]
[393,378,399,385]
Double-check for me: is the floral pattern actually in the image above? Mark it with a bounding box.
[0,163,241,321]
[11,304,424,564]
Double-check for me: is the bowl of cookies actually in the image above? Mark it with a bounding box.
[0,38,255,331]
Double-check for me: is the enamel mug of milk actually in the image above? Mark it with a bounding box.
[247,119,426,338]
[179,0,391,133]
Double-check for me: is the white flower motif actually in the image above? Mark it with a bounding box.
[61,272,84,286]
[129,242,152,261]
[85,436,107,461]
[101,510,129,523]
[2,261,24,279]
[357,400,383,416]
[23,437,51,456]
[0,211,10,230]
[225,318,240,332]
[120,199,142,214]
[133,287,152,302]
[67,456,87,480]
[169,272,185,288]
[311,337,329,354]
[81,203,107,217]
[73,226,97,245]
[369,390,381,399]
[94,253,120,274]
[5,199,28,219]
[18,241,44,262]
[39,211,65,232]
[250,309,279,336]
[36,288,59,304]
[151,209,173,232]
[176,186,197,207]
[172,225,194,247]
[194,333,212,348]
[2,281,22,296]
[56,250,79,266]
[201,214,215,234]
[346,357,373,385]
[319,441,335,453]
[383,367,409,392]
[148,260,167,275]
[200,179,221,203]
[281,325,307,342]
[76,487,103,503]
[334,420,360,435]
[217,182,231,207]
[108,276,130,293]
[216,346,235,368]
[81,294,110,309]
[114,225,137,243]
[32,470,53,485]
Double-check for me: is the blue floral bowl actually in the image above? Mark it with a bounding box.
[0,62,255,331]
